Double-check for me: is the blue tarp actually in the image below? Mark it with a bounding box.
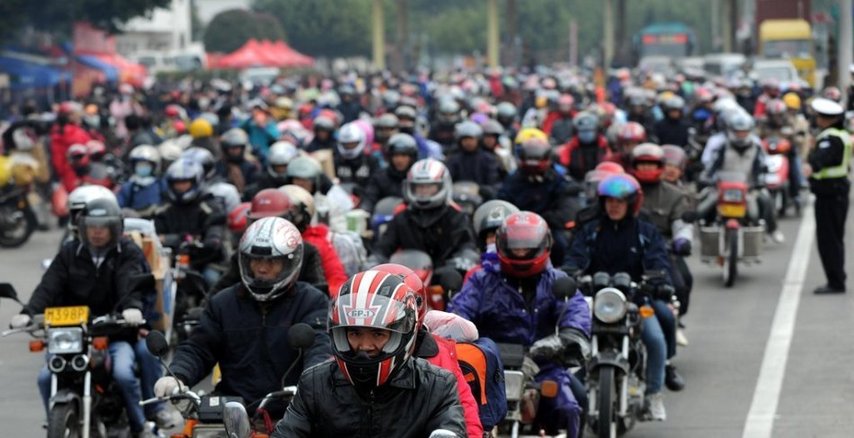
[76,54,119,82]
[0,56,71,90]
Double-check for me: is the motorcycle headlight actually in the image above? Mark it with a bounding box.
[48,328,84,354]
[593,287,627,324]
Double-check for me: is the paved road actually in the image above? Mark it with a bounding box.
[1,200,852,437]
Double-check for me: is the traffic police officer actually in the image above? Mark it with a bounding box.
[805,98,851,294]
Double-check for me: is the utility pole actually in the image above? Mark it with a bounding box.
[506,0,518,66]
[721,0,732,52]
[372,0,385,71]
[569,19,578,67]
[839,0,853,104]
[487,0,499,69]
[394,0,408,73]
[603,0,614,68]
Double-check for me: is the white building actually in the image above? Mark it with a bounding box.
[115,0,193,57]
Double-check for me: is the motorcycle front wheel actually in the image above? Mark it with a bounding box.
[0,204,36,248]
[47,402,81,438]
[597,367,618,438]
[723,230,738,288]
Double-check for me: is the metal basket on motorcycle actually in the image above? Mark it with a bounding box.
[698,171,764,287]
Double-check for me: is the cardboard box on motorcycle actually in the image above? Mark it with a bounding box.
[126,229,174,333]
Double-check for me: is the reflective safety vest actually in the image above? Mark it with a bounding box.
[813,128,852,179]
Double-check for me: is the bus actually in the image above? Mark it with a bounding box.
[633,22,697,64]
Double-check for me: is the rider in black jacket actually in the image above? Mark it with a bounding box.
[155,217,331,418]
[272,270,466,438]
[369,159,477,269]
[360,133,418,213]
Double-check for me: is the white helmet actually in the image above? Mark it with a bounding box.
[238,217,303,302]
[336,122,366,160]
[129,144,161,185]
[267,141,300,179]
[67,185,117,233]
[403,158,452,210]
[279,184,315,230]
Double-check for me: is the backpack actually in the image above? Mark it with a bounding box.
[455,337,507,429]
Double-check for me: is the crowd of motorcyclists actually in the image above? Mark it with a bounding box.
[1,62,852,438]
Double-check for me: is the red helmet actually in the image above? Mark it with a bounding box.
[595,161,625,174]
[86,140,107,161]
[372,263,428,330]
[617,122,646,145]
[329,270,419,388]
[67,144,90,168]
[248,189,293,222]
[227,202,251,234]
[765,99,787,116]
[496,211,552,278]
[173,120,187,134]
[164,104,183,118]
[629,143,665,184]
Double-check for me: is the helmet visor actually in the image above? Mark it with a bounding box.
[330,294,415,354]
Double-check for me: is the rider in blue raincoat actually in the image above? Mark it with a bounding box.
[449,211,591,438]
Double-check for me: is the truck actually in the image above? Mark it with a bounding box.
[754,0,817,86]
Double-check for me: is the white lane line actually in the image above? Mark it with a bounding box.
[742,202,815,438]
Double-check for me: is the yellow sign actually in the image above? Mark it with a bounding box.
[44,306,89,327]
[718,204,746,218]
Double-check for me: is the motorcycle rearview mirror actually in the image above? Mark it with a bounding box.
[0,283,22,305]
[280,323,316,389]
[551,276,577,301]
[223,401,251,438]
[612,273,632,291]
[434,266,463,293]
[592,272,611,289]
[288,322,316,350]
[145,330,170,358]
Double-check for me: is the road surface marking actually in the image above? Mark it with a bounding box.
[742,203,815,438]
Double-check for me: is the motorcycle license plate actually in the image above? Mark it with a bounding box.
[718,204,746,218]
[44,306,89,327]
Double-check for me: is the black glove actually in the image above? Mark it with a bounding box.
[529,328,590,367]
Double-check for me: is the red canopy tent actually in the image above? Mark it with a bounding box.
[212,39,314,69]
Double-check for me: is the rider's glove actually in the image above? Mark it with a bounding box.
[121,308,145,325]
[9,314,31,329]
[529,334,565,363]
[672,238,692,256]
[154,377,185,398]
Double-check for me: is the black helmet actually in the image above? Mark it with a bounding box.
[79,196,123,251]
[386,133,419,159]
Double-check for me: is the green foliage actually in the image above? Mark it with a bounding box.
[247,0,739,63]
[203,9,286,53]
[253,0,372,58]
[0,0,172,37]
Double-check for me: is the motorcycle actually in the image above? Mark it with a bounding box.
[0,279,151,438]
[761,136,797,217]
[0,179,38,248]
[494,277,579,438]
[575,272,653,438]
[141,322,316,437]
[172,238,209,344]
[697,171,765,287]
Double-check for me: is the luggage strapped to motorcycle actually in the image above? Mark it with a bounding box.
[455,337,507,430]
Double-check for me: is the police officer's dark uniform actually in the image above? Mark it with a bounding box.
[807,98,852,294]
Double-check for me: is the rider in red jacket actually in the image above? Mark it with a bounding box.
[50,103,92,192]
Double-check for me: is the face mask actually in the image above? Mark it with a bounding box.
[485,243,497,253]
[135,163,154,178]
[578,130,596,144]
